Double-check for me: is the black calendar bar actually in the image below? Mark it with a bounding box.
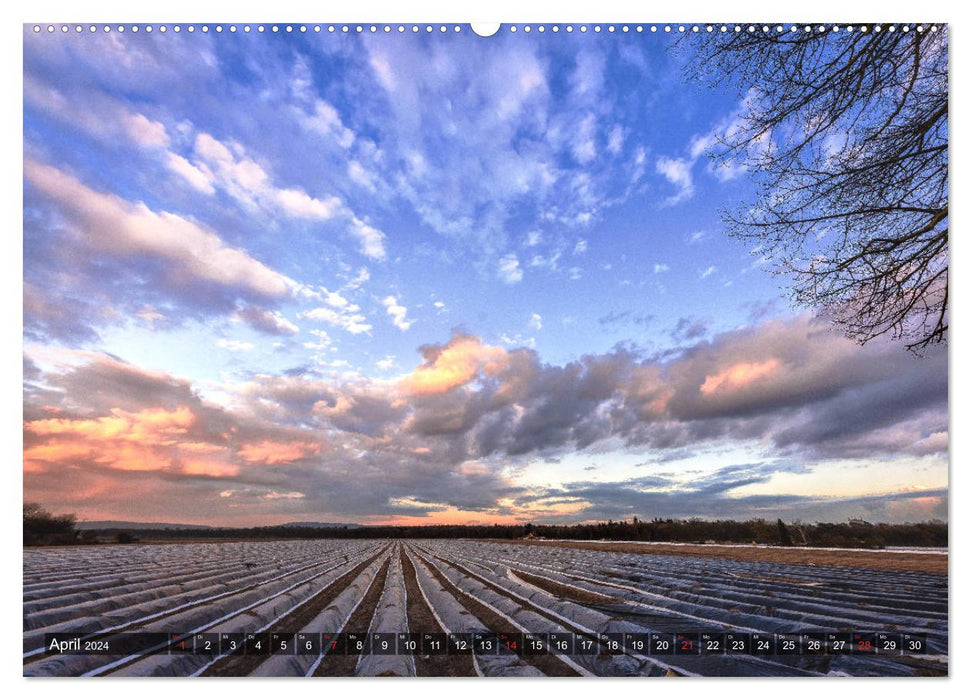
[43,630,932,656]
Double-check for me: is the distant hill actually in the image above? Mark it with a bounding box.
[279,521,362,529]
[76,520,217,531]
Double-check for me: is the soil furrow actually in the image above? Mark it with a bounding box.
[400,545,476,677]
[311,558,392,676]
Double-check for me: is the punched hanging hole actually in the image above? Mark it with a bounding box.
[470,23,501,37]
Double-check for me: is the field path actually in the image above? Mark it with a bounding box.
[486,540,948,574]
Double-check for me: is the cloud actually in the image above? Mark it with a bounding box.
[26,160,294,299]
[700,359,781,396]
[376,355,397,371]
[654,263,670,274]
[498,254,524,284]
[598,310,653,328]
[235,306,299,336]
[302,329,334,355]
[24,74,172,152]
[382,295,414,331]
[399,335,509,397]
[302,99,356,149]
[22,352,342,522]
[528,313,543,331]
[351,34,656,276]
[655,156,695,205]
[652,93,768,207]
[23,282,109,344]
[171,132,386,260]
[191,132,341,217]
[348,160,377,191]
[349,217,388,261]
[320,289,353,309]
[23,354,321,479]
[359,36,559,258]
[397,317,946,465]
[607,125,625,155]
[499,333,536,350]
[123,112,170,148]
[671,317,709,342]
[237,440,322,465]
[25,27,220,99]
[262,491,307,500]
[23,159,298,342]
[570,49,606,99]
[164,153,216,194]
[24,32,665,315]
[529,252,562,271]
[135,307,166,329]
[571,114,597,164]
[275,186,343,220]
[216,339,255,352]
[301,306,372,335]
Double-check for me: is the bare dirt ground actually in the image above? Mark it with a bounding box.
[485,540,947,575]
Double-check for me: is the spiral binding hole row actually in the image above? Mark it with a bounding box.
[30,24,940,35]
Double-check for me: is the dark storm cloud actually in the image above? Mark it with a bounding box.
[45,352,202,416]
[245,315,947,474]
[237,374,340,424]
[325,392,411,438]
[261,446,526,520]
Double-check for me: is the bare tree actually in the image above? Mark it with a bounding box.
[684,25,947,352]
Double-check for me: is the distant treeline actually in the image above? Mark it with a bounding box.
[23,503,78,546]
[29,510,948,549]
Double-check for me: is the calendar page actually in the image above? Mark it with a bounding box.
[22,20,948,679]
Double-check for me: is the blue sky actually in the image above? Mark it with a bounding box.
[22,25,948,525]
